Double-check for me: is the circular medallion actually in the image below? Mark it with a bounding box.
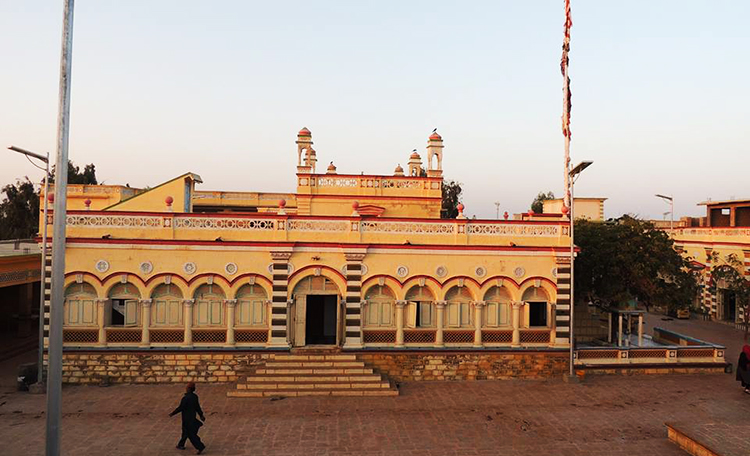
[225,263,238,275]
[435,266,448,278]
[475,266,487,278]
[139,261,153,275]
[183,262,197,275]
[95,260,109,273]
[396,266,409,278]
[514,267,525,278]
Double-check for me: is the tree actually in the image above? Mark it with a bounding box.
[441,180,463,219]
[709,253,750,340]
[49,160,98,185]
[0,160,98,240]
[573,215,697,314]
[531,191,554,214]
[0,178,40,240]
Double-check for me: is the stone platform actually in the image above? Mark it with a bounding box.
[667,422,750,456]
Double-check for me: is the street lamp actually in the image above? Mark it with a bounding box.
[655,194,674,231]
[568,160,592,378]
[7,145,49,390]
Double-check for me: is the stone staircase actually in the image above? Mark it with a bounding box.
[227,352,398,398]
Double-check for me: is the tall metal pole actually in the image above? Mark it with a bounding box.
[670,198,674,231]
[47,1,75,455]
[569,178,575,377]
[38,155,50,384]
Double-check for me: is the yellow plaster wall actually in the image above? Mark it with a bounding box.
[106,174,200,213]
[544,198,605,221]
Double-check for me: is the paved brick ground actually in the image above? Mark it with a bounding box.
[1,316,747,456]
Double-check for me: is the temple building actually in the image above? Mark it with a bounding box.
[46,129,574,389]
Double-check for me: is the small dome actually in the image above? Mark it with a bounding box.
[429,132,442,140]
[298,127,311,136]
[326,162,337,174]
[410,151,421,159]
[394,164,404,173]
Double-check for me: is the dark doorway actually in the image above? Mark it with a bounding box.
[306,295,337,345]
[722,290,737,322]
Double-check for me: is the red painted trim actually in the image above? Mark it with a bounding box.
[480,275,521,289]
[673,240,750,248]
[298,194,442,202]
[230,273,273,288]
[362,274,404,288]
[65,237,571,253]
[519,276,558,290]
[288,265,347,287]
[143,272,191,287]
[441,275,482,289]
[64,271,105,286]
[63,210,568,226]
[299,173,442,181]
[401,275,443,290]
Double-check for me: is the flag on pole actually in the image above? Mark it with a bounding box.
[561,0,573,215]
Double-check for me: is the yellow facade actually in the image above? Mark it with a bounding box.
[670,199,750,323]
[50,129,572,352]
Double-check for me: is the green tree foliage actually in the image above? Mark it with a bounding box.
[709,253,750,339]
[0,178,40,240]
[531,191,554,214]
[49,161,98,185]
[441,180,463,219]
[574,215,697,313]
[0,160,98,240]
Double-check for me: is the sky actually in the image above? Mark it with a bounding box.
[1,1,748,220]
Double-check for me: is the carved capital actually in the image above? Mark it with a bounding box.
[182,299,195,308]
[472,300,486,308]
[344,252,366,262]
[96,298,108,307]
[435,300,447,309]
[270,251,293,261]
[139,299,153,307]
[224,299,238,308]
[512,301,524,310]
[395,300,408,308]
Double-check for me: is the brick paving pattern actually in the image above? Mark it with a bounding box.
[1,315,748,456]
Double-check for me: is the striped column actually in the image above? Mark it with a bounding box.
[704,249,716,319]
[269,251,292,347]
[740,250,750,323]
[555,257,571,346]
[343,252,365,349]
[41,240,52,376]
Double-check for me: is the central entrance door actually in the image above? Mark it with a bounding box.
[289,276,342,347]
[305,295,338,345]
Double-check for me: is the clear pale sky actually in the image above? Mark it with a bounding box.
[1,1,748,220]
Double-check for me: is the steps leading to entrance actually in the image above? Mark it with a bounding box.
[228,353,399,398]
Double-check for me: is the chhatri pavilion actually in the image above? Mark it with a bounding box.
[47,129,574,387]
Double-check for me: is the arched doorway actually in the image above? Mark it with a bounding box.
[290,276,341,347]
[719,289,737,322]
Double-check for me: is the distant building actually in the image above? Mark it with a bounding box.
[543,197,606,221]
[0,240,40,345]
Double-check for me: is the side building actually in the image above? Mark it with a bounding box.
[46,129,574,383]
[670,199,750,325]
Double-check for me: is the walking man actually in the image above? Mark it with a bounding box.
[169,382,207,454]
